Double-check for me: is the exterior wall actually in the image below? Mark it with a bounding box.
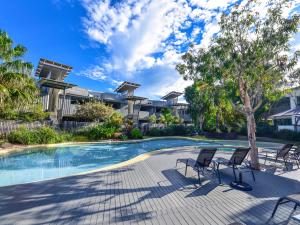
[278,125,295,131]
[58,95,77,116]
[41,93,49,111]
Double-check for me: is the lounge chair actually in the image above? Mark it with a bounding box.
[213,147,255,185]
[262,143,294,169]
[176,148,217,185]
[271,193,300,219]
[288,145,300,169]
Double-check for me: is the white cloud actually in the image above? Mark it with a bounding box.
[79,0,300,99]
[77,65,107,81]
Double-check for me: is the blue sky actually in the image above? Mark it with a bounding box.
[1,0,300,99]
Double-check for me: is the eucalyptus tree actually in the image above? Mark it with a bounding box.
[185,81,244,132]
[0,30,38,117]
[177,0,300,169]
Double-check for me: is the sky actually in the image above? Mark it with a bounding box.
[0,0,300,100]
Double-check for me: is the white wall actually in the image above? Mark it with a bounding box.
[278,125,295,131]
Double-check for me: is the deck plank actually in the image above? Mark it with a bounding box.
[0,147,300,225]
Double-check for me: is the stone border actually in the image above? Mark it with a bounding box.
[0,136,212,156]
[0,136,282,157]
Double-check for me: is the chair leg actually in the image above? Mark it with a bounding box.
[175,160,178,167]
[294,203,298,211]
[251,169,256,182]
[271,198,284,218]
[185,164,188,176]
[264,152,268,164]
[232,166,237,182]
[197,168,201,185]
[215,163,221,184]
[284,159,288,170]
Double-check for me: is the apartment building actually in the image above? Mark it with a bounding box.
[35,58,192,125]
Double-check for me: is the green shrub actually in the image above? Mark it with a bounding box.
[8,126,65,145]
[146,125,196,137]
[8,127,37,145]
[147,127,161,136]
[87,124,116,140]
[35,127,60,144]
[72,135,90,142]
[130,128,143,139]
[119,134,128,141]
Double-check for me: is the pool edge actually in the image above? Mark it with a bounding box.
[0,136,215,156]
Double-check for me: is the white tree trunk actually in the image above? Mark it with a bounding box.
[246,112,260,170]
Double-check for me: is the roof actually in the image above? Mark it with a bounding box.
[115,81,140,93]
[269,107,300,119]
[38,78,77,90]
[124,95,147,101]
[161,91,182,100]
[173,102,189,106]
[35,58,73,80]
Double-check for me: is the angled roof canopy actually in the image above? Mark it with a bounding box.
[115,81,141,93]
[35,58,73,80]
[38,78,77,90]
[270,107,300,119]
[173,102,188,106]
[124,95,147,101]
[161,91,182,100]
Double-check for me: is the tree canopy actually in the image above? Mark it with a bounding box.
[177,0,300,169]
[0,30,47,121]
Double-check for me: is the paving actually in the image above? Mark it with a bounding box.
[0,147,300,225]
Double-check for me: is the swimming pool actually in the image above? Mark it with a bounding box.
[0,138,222,187]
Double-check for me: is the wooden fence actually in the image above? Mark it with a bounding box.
[0,120,52,138]
[0,120,95,138]
[60,121,96,131]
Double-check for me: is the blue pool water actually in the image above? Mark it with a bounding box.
[0,138,221,187]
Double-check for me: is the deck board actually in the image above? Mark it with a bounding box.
[0,146,300,225]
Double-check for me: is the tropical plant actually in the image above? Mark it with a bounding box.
[177,0,300,169]
[106,112,123,129]
[119,134,128,141]
[0,30,44,120]
[85,124,116,140]
[159,108,178,125]
[149,114,157,124]
[74,101,114,122]
[130,128,143,139]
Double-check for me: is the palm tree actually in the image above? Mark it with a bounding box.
[0,30,38,116]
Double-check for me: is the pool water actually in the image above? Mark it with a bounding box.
[0,138,221,187]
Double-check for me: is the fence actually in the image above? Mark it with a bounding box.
[60,121,96,131]
[0,120,52,138]
[0,120,96,138]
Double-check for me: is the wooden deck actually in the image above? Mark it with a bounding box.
[0,147,300,225]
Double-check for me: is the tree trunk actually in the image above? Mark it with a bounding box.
[246,112,260,170]
[198,114,204,131]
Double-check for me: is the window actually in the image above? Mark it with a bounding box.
[275,118,292,125]
[70,97,86,105]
